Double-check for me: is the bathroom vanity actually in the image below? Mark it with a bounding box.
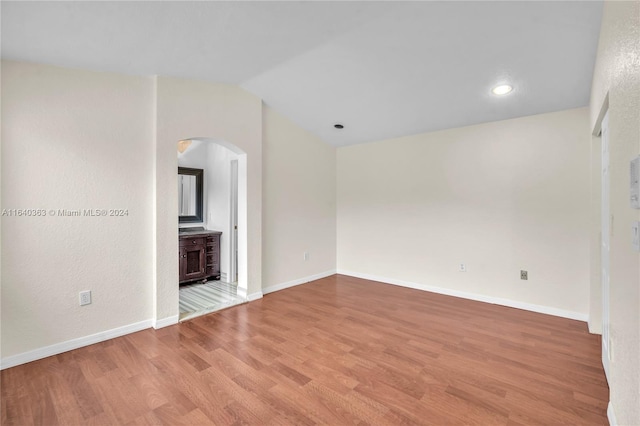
[179,228,221,284]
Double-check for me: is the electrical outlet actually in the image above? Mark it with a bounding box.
[520,270,528,280]
[459,263,466,272]
[304,251,309,261]
[79,290,92,306]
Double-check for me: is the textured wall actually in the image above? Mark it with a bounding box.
[0,63,264,359]
[1,61,154,357]
[154,76,263,320]
[338,108,591,316]
[588,0,640,423]
[262,107,337,288]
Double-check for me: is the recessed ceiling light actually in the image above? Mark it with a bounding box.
[491,84,513,95]
[334,124,344,129]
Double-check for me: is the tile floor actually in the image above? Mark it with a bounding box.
[178,280,245,321]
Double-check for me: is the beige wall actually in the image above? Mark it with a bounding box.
[262,107,336,290]
[589,0,640,423]
[1,61,155,357]
[1,62,335,366]
[0,64,264,359]
[0,61,338,364]
[155,76,263,319]
[338,108,591,317]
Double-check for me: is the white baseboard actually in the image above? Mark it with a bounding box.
[607,401,617,426]
[0,319,153,370]
[262,269,337,295]
[220,272,228,282]
[588,318,602,335]
[0,270,587,370]
[237,285,248,299]
[152,314,179,329]
[337,270,588,322]
[247,291,263,301]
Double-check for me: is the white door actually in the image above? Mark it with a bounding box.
[601,111,611,380]
[229,159,239,283]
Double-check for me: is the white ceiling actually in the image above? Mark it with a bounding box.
[2,1,603,147]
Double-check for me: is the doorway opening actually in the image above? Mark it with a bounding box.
[177,138,247,321]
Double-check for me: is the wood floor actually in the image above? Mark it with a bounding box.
[1,274,609,425]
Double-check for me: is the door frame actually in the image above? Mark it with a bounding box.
[600,109,611,381]
[229,159,239,285]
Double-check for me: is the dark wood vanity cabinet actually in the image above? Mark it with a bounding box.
[179,231,221,284]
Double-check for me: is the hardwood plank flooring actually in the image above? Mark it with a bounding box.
[1,274,609,425]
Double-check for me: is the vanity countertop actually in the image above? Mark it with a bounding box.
[178,227,222,237]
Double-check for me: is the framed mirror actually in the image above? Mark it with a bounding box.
[178,167,203,223]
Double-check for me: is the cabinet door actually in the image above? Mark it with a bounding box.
[183,245,205,281]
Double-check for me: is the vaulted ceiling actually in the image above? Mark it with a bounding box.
[2,1,603,146]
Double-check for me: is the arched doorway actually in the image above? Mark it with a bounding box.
[176,137,248,320]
